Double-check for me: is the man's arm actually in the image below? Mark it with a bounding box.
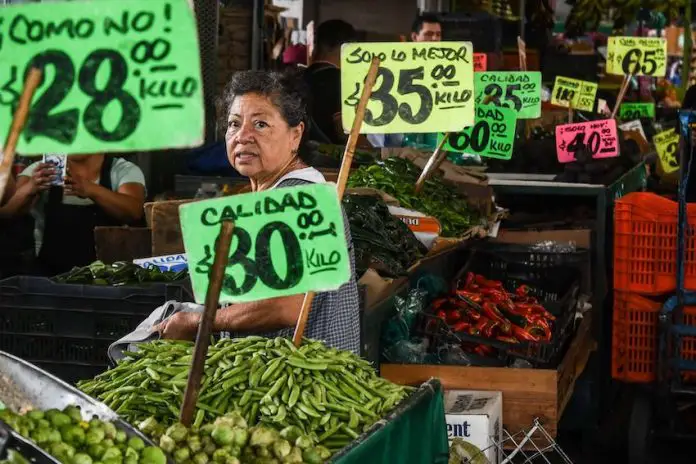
[88,182,145,223]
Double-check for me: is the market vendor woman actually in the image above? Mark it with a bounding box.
[4,154,146,276]
[155,71,361,354]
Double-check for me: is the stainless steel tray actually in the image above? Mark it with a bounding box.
[0,350,172,463]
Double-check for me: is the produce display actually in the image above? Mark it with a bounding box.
[343,194,427,278]
[430,272,556,355]
[137,413,331,464]
[78,337,413,456]
[0,406,166,464]
[55,261,187,286]
[346,157,479,237]
[309,143,377,166]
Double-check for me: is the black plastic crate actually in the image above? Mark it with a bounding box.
[0,334,110,365]
[0,276,192,340]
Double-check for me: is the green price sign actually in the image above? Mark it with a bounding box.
[0,0,204,155]
[474,72,541,119]
[438,104,517,160]
[180,184,351,305]
[619,102,655,120]
[341,41,475,134]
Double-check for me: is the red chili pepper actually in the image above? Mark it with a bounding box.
[473,344,495,356]
[462,307,482,322]
[480,302,512,333]
[452,321,472,332]
[465,272,475,289]
[510,324,541,342]
[446,309,462,324]
[527,324,551,342]
[475,274,503,289]
[516,285,530,296]
[496,335,520,344]
[432,297,449,309]
[436,310,447,321]
[475,317,500,338]
[456,291,483,303]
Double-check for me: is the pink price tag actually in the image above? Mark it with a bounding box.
[474,53,487,72]
[555,119,619,163]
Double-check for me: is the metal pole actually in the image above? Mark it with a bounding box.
[251,0,263,70]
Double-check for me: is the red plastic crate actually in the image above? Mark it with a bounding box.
[614,192,696,295]
[612,291,696,383]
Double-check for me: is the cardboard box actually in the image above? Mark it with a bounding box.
[445,390,503,464]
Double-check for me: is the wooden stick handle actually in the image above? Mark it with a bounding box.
[335,57,380,199]
[179,220,235,426]
[0,68,42,202]
[292,57,380,347]
[611,74,632,120]
[414,133,450,194]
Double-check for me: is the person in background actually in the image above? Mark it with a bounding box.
[303,19,357,145]
[411,12,443,42]
[3,154,146,276]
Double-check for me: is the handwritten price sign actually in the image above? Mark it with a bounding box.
[555,119,618,163]
[654,129,680,174]
[473,53,487,72]
[619,102,655,120]
[438,104,517,160]
[0,0,203,155]
[474,72,541,119]
[341,42,474,133]
[606,37,667,77]
[180,184,351,304]
[550,76,598,112]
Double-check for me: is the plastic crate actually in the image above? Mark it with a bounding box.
[0,276,191,340]
[612,291,696,383]
[614,192,696,295]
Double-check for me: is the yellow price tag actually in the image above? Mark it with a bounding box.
[654,129,680,174]
[550,76,598,112]
[340,42,475,134]
[606,37,667,77]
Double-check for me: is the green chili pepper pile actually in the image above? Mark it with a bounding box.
[138,412,331,463]
[346,157,479,237]
[78,337,413,453]
[55,261,187,286]
[343,194,427,278]
[0,405,166,464]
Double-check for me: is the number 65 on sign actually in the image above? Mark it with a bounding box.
[605,37,667,77]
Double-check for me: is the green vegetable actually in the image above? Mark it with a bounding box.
[271,439,291,459]
[159,434,176,453]
[55,261,186,286]
[50,412,72,428]
[139,447,167,464]
[346,157,480,237]
[172,447,190,464]
[127,437,146,452]
[211,425,234,446]
[73,452,94,464]
[165,423,188,443]
[60,424,86,446]
[86,427,106,445]
[302,448,322,464]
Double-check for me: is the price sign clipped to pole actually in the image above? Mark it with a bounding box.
[550,76,598,112]
[473,53,487,72]
[0,0,204,155]
[555,119,619,163]
[654,129,680,174]
[474,72,541,119]
[606,37,667,77]
[619,102,656,120]
[341,42,475,133]
[437,104,517,160]
[180,184,351,305]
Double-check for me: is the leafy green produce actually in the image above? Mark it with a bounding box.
[79,337,413,453]
[0,406,165,464]
[343,194,427,278]
[137,413,331,463]
[55,261,187,286]
[346,157,479,237]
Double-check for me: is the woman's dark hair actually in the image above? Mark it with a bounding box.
[222,70,314,162]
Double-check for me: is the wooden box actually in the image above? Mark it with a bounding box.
[381,315,595,438]
[94,227,152,263]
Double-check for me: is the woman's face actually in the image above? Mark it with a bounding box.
[225,93,304,178]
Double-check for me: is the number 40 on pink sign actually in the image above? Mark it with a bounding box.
[555,119,619,163]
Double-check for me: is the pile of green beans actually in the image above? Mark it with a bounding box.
[78,337,412,450]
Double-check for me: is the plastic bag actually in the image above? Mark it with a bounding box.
[381,287,429,349]
[437,344,473,366]
[382,338,430,364]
